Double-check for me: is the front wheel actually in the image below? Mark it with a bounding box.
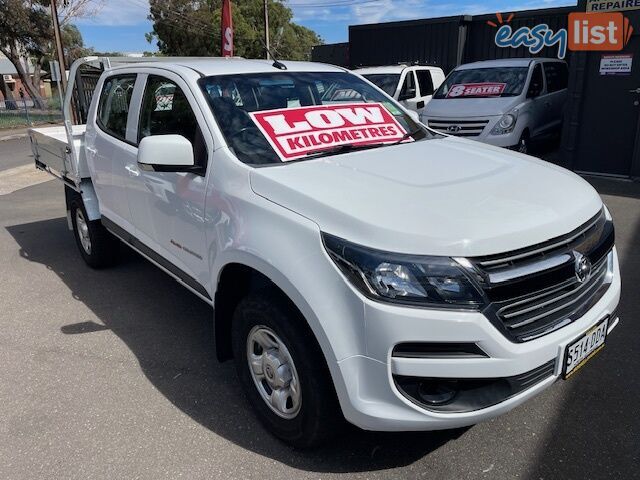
[232,290,343,448]
[515,130,530,154]
[70,200,119,269]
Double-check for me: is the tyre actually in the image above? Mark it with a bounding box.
[70,200,119,269]
[232,290,343,448]
[516,130,530,154]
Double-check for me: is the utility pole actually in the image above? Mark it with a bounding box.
[50,0,68,92]
[264,0,270,59]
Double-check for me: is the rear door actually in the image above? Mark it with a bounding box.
[527,63,548,138]
[414,68,435,111]
[542,61,569,133]
[125,71,211,289]
[89,74,138,230]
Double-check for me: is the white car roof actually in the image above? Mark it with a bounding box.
[356,66,405,75]
[456,58,565,70]
[355,65,442,75]
[109,57,347,76]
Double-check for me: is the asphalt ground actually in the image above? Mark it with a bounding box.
[0,136,638,479]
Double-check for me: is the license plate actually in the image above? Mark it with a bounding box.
[562,318,609,379]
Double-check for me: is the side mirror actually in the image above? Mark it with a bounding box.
[137,135,197,173]
[398,88,416,101]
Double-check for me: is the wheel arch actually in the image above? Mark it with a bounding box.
[212,255,335,368]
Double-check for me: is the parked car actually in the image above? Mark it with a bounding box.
[29,56,619,448]
[356,64,445,113]
[421,58,568,153]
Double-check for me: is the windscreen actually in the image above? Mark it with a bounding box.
[199,71,435,165]
[434,67,529,99]
[361,73,401,96]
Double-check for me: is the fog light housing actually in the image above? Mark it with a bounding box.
[418,380,458,405]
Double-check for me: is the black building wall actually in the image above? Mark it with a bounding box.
[464,7,574,63]
[348,16,469,73]
[311,43,349,68]
[341,6,577,72]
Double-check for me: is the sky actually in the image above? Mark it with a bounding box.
[74,0,576,54]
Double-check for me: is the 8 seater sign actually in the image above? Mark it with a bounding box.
[249,103,411,161]
[446,83,507,98]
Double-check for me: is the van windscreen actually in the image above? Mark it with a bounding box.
[434,67,529,99]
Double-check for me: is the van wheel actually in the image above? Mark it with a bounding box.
[70,200,119,269]
[232,290,343,448]
[517,131,530,154]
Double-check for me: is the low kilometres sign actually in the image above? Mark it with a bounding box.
[587,0,640,12]
[250,103,410,161]
[446,83,507,98]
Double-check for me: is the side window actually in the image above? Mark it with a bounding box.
[138,75,207,168]
[416,70,434,97]
[544,62,568,93]
[399,71,416,99]
[97,75,136,141]
[528,64,544,96]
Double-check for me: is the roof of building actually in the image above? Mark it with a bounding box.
[0,57,18,75]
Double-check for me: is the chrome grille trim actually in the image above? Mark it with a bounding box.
[427,119,489,137]
[478,209,605,268]
[467,210,615,343]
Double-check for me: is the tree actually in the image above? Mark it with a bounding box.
[0,0,101,109]
[147,0,322,60]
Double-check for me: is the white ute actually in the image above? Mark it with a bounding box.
[356,64,445,114]
[29,56,621,447]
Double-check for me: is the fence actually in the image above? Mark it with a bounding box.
[0,97,63,130]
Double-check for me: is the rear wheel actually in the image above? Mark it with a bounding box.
[232,290,343,448]
[70,200,119,269]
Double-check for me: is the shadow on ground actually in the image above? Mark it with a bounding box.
[524,177,640,479]
[6,217,465,473]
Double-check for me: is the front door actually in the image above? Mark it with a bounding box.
[125,72,211,290]
[573,33,640,176]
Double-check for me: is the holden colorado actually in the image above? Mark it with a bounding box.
[28,56,621,447]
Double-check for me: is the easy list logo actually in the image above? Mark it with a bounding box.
[489,13,568,58]
[490,12,634,59]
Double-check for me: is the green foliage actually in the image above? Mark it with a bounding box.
[148,0,323,60]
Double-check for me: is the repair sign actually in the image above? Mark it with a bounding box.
[249,103,410,161]
[446,83,507,98]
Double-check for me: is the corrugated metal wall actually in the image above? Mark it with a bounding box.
[341,6,577,73]
[348,16,467,73]
[311,43,350,68]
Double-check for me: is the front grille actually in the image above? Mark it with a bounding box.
[468,210,615,342]
[428,119,489,137]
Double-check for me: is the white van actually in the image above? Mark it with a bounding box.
[356,64,445,114]
[421,58,568,153]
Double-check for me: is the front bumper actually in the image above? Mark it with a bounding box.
[334,248,621,432]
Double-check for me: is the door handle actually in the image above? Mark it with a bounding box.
[125,164,140,177]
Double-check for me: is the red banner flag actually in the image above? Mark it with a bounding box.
[221,0,233,57]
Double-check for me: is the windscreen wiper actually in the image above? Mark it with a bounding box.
[392,128,423,145]
[304,142,387,159]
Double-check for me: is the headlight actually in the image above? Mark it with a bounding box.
[491,111,518,135]
[322,233,486,309]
